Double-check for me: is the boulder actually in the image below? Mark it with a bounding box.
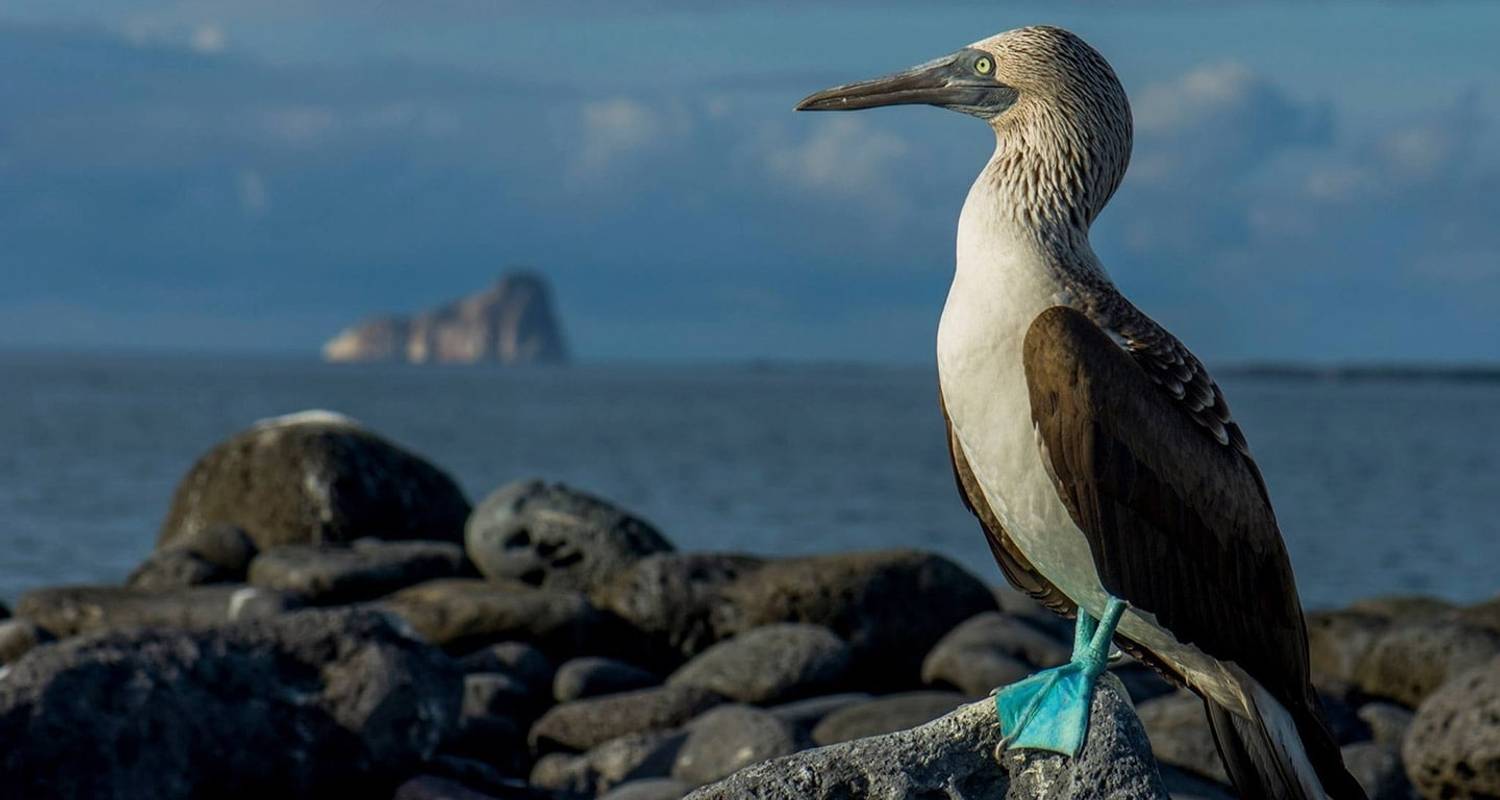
[249,539,467,604]
[1135,690,1227,784]
[601,778,693,800]
[993,583,1073,641]
[157,411,471,551]
[459,642,555,689]
[0,608,461,798]
[810,691,966,746]
[1353,620,1500,706]
[710,550,997,687]
[467,480,673,593]
[765,693,871,735]
[1403,655,1500,799]
[684,675,1166,800]
[0,619,48,666]
[1340,742,1412,800]
[1454,595,1500,634]
[1357,701,1414,747]
[1109,660,1178,705]
[921,611,1070,695]
[392,773,566,800]
[381,578,613,656]
[554,657,660,702]
[128,523,259,590]
[530,685,723,753]
[529,730,686,795]
[0,601,7,620]
[465,672,543,719]
[1349,595,1454,622]
[1305,609,1389,689]
[668,624,849,704]
[594,553,765,664]
[442,712,530,777]
[672,705,802,787]
[14,584,299,638]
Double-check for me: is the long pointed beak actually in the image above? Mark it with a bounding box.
[795,50,1015,117]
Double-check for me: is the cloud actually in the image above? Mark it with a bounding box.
[763,117,910,210]
[190,23,227,54]
[572,97,692,179]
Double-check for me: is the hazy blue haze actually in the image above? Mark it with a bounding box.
[1,2,1497,362]
[3,354,1497,610]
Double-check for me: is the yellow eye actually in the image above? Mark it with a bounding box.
[975,56,993,75]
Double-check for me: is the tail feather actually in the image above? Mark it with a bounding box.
[1203,688,1367,800]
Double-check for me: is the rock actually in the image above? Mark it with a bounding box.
[323,273,570,366]
[1357,701,1414,747]
[530,685,723,753]
[921,611,1070,695]
[554,657,660,702]
[1306,609,1390,689]
[249,539,467,604]
[1350,595,1454,622]
[710,550,997,687]
[601,778,692,800]
[999,674,1169,800]
[0,601,7,620]
[465,672,542,718]
[393,773,566,800]
[810,691,966,746]
[668,624,849,704]
[529,730,686,795]
[1135,689,1227,784]
[443,713,530,776]
[460,642,555,689]
[467,480,673,594]
[993,583,1073,641]
[1353,620,1500,706]
[158,410,471,551]
[14,584,300,638]
[1454,595,1500,635]
[1110,660,1178,705]
[126,548,232,590]
[1319,690,1371,745]
[1156,764,1236,800]
[0,608,461,798]
[765,693,871,735]
[1403,655,1500,799]
[673,705,802,787]
[684,675,1166,800]
[181,522,261,574]
[382,578,613,656]
[1341,742,1412,800]
[0,620,48,665]
[594,553,765,664]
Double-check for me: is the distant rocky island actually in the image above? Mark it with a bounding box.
[322,272,569,365]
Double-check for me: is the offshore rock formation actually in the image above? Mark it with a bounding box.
[323,272,569,365]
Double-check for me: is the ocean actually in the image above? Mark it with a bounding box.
[3,352,1498,610]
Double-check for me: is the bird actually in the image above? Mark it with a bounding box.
[797,25,1366,800]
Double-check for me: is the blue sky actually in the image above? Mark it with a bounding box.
[1,1,1497,362]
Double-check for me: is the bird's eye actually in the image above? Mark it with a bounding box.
[974,56,993,75]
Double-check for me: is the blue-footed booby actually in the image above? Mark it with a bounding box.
[797,26,1365,800]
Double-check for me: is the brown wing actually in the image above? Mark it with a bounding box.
[1021,305,1311,709]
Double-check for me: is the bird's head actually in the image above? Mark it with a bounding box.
[796,26,1132,228]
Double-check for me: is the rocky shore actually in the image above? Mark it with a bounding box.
[2,411,1497,799]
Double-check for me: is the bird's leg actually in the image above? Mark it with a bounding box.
[994,595,1126,758]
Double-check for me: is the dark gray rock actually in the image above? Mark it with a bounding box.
[14,584,300,638]
[442,712,530,777]
[764,693,871,735]
[993,583,1073,641]
[465,672,542,718]
[673,705,802,786]
[594,553,766,664]
[381,578,613,656]
[1306,609,1389,689]
[1349,594,1454,622]
[684,675,1165,800]
[467,480,673,594]
[126,548,232,590]
[1156,764,1236,800]
[1341,742,1412,800]
[0,619,48,666]
[530,685,723,753]
[710,550,997,688]
[1135,689,1227,785]
[1404,655,1500,799]
[393,773,566,800]
[158,410,471,551]
[249,539,467,604]
[0,600,8,620]
[0,607,461,798]
[921,611,1070,695]
[1110,660,1178,705]
[529,730,686,795]
[1354,620,1500,706]
[179,522,260,575]
[1454,595,1500,635]
[1357,701,1413,747]
[668,624,849,704]
[460,642,555,689]
[810,691,966,746]
[1319,690,1371,746]
[554,657,659,702]
[601,778,692,800]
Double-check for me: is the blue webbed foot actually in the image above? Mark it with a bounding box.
[994,596,1126,757]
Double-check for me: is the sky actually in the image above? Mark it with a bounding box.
[1,1,1497,363]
